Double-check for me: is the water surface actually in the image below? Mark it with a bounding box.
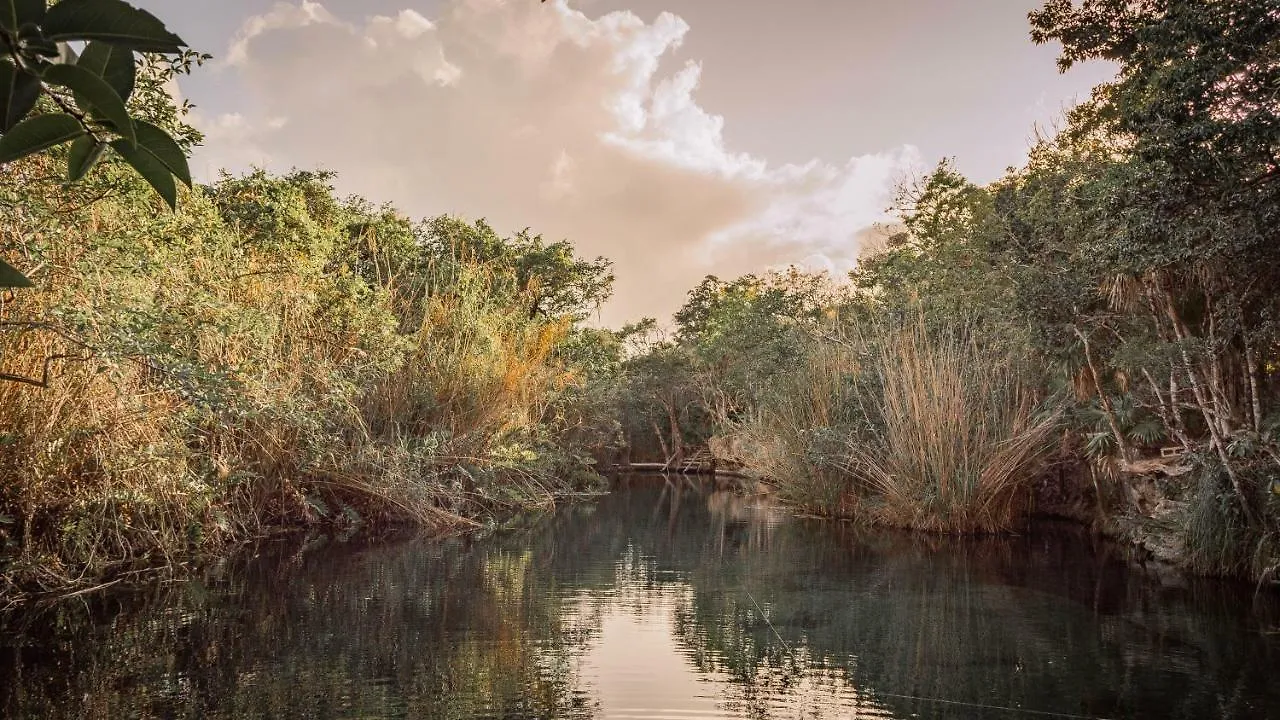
[4,475,1280,719]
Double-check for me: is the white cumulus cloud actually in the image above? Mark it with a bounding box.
[193,0,921,325]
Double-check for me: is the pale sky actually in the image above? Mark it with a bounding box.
[137,0,1113,326]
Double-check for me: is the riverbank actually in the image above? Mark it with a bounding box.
[0,458,1264,613]
[0,475,608,610]
[712,448,1277,589]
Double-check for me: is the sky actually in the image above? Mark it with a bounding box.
[135,0,1114,327]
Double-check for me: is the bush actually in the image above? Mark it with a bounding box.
[1185,464,1280,579]
[0,161,612,595]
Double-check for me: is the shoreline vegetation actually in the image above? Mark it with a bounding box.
[602,0,1280,586]
[0,150,622,602]
[0,52,623,601]
[3,0,1280,603]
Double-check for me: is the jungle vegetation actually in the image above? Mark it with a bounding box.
[0,2,627,600]
[1,0,1278,597]
[615,0,1280,579]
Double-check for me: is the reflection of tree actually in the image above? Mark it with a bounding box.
[3,477,1279,720]
[521,476,1280,720]
[0,525,602,719]
[669,511,1280,720]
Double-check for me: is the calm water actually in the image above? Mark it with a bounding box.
[4,475,1280,719]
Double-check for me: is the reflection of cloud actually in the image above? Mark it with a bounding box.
[194,0,922,325]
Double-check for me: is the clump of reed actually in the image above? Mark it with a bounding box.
[846,318,1061,532]
[363,256,569,447]
[1185,464,1280,580]
[742,315,1061,533]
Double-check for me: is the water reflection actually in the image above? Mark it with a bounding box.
[3,475,1280,719]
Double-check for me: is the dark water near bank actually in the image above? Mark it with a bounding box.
[4,476,1280,719]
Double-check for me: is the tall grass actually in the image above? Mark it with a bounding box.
[847,318,1061,532]
[742,315,1061,533]
[0,161,604,596]
[1185,464,1280,580]
[737,340,866,517]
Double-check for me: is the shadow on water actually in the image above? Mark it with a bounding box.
[3,474,1280,719]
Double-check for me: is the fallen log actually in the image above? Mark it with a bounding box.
[607,462,751,479]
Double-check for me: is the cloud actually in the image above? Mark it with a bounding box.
[194,0,921,326]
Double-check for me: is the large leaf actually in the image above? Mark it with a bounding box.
[0,59,41,131]
[41,0,186,52]
[131,119,190,187]
[0,112,84,164]
[110,136,176,209]
[66,134,106,181]
[41,62,135,146]
[0,0,44,32]
[0,258,32,288]
[75,40,135,103]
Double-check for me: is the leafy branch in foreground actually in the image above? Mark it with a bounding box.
[0,0,202,287]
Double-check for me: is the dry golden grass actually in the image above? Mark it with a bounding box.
[847,319,1061,533]
[0,163,596,596]
[742,315,1060,533]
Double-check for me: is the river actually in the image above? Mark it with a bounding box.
[3,475,1280,719]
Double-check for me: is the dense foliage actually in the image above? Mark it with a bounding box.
[0,0,202,243]
[614,0,1280,578]
[0,56,628,597]
[4,0,1279,597]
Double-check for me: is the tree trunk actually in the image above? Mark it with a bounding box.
[1244,338,1263,433]
[1161,288,1256,524]
[1073,325,1131,460]
[666,401,684,470]
[1203,289,1237,437]
[652,419,670,465]
[1168,372,1194,451]
[1141,367,1192,453]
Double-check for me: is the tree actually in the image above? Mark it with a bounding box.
[418,217,614,322]
[851,160,1008,322]
[620,341,702,467]
[1031,0,1280,521]
[1028,1,1279,282]
[1,0,202,287]
[1031,0,1278,198]
[675,269,834,422]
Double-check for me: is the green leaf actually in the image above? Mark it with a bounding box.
[41,62,134,146]
[110,136,176,209]
[0,112,84,164]
[41,0,186,52]
[131,119,190,186]
[75,40,135,103]
[0,59,41,131]
[0,258,32,288]
[66,134,106,181]
[0,0,44,33]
